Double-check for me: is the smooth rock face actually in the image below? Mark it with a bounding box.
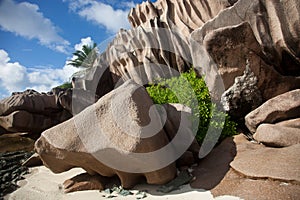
[230,141,300,183]
[254,119,300,147]
[35,80,177,189]
[245,89,300,134]
[63,173,108,193]
[162,103,200,160]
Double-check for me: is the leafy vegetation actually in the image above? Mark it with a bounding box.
[68,43,98,68]
[146,69,237,144]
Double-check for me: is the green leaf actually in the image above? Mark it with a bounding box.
[146,68,237,145]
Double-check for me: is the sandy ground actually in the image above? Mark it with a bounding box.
[5,166,242,200]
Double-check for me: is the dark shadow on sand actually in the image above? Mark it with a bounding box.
[190,137,237,190]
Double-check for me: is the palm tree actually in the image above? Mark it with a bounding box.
[68,43,98,68]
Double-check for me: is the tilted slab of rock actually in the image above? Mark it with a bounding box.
[245,89,300,134]
[35,80,178,190]
[191,0,300,101]
[211,168,300,200]
[254,118,300,147]
[192,134,300,199]
[230,143,300,183]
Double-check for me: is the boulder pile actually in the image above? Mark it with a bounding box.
[35,80,199,191]
[0,89,72,136]
[1,0,299,198]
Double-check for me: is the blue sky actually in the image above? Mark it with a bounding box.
[0,0,147,99]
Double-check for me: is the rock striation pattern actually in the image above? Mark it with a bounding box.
[75,0,300,118]
[76,0,237,102]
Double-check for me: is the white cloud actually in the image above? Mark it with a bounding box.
[67,36,96,66]
[0,50,28,93]
[0,0,70,53]
[0,35,97,98]
[64,0,132,33]
[0,49,79,98]
[74,36,94,51]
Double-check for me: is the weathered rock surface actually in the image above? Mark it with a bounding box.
[221,61,262,121]
[245,89,300,134]
[230,138,300,183]
[35,80,177,190]
[76,0,237,98]
[2,1,299,198]
[73,0,300,122]
[0,90,72,135]
[129,0,237,34]
[254,119,300,147]
[191,0,300,101]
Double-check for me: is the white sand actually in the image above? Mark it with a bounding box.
[5,166,242,200]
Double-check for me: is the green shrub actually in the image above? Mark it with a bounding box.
[56,82,72,89]
[146,69,237,144]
